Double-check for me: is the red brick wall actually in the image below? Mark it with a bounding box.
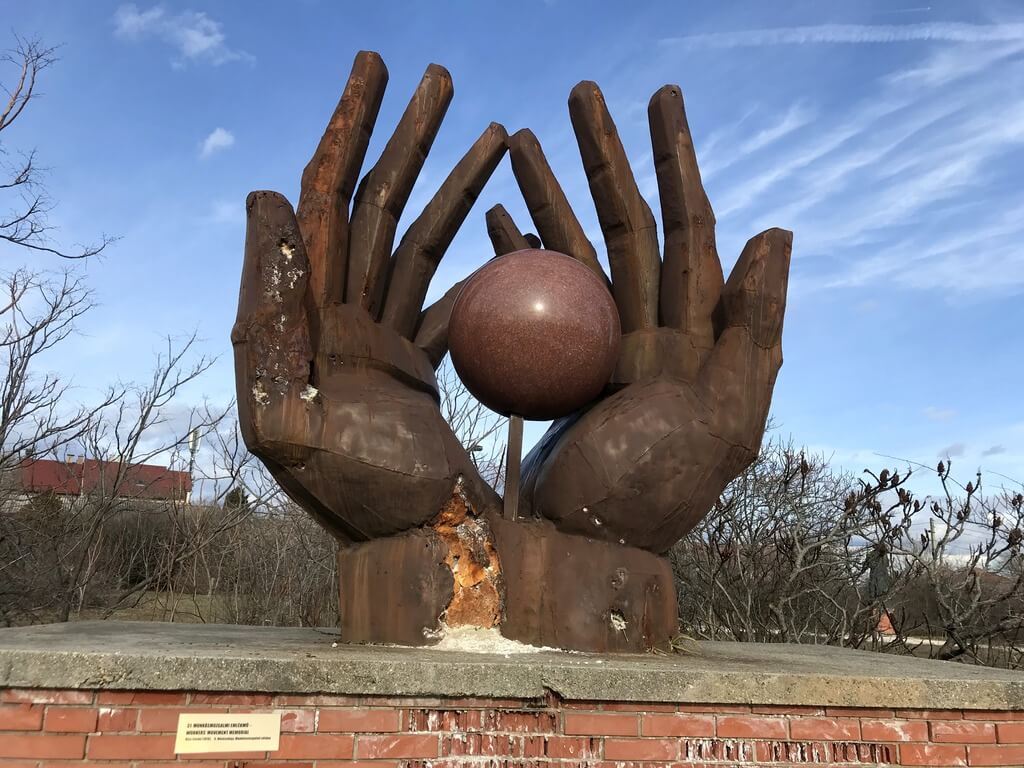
[2,687,1024,767]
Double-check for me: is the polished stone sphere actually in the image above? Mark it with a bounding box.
[448,249,621,420]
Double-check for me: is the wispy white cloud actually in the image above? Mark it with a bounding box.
[207,199,242,224]
[740,104,815,155]
[696,105,756,159]
[938,442,966,458]
[113,4,252,66]
[747,96,963,229]
[820,190,1024,295]
[837,150,982,236]
[113,4,163,38]
[701,103,815,180]
[715,40,1020,223]
[713,109,888,218]
[925,406,956,422]
[876,6,934,15]
[199,128,234,159]
[810,418,1024,495]
[665,23,1024,49]
[885,40,1024,87]
[703,33,1024,297]
[892,236,1024,294]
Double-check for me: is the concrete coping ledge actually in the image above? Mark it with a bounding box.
[1,622,1022,711]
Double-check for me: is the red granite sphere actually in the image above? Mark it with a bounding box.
[448,249,621,420]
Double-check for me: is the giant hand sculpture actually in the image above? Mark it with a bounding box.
[233,52,506,542]
[488,82,792,553]
[234,53,792,653]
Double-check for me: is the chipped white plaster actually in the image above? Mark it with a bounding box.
[610,611,627,632]
[252,381,270,406]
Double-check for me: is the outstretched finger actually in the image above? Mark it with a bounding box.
[486,204,531,256]
[415,193,528,364]
[569,81,660,332]
[414,280,465,369]
[380,122,508,338]
[648,85,722,348]
[232,191,315,465]
[297,51,388,309]
[416,199,533,367]
[506,129,604,280]
[701,228,792,448]
[347,64,454,315]
[415,201,528,368]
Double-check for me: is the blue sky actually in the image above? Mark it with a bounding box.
[4,1,1023,487]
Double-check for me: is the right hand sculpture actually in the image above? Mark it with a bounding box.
[232,52,506,542]
[487,82,793,553]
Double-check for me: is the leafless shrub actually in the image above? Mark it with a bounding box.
[0,269,117,468]
[673,438,1024,668]
[882,461,1024,665]
[203,502,337,627]
[437,361,507,488]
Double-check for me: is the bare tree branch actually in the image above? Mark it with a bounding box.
[0,35,114,260]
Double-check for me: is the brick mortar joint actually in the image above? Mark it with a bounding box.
[9,687,1024,718]
[8,687,1024,767]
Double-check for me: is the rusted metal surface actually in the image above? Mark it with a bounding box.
[337,528,453,646]
[295,51,387,311]
[346,64,453,316]
[485,204,531,257]
[232,52,506,544]
[337,486,504,645]
[503,416,523,522]
[490,515,677,653]
[490,79,792,554]
[381,122,508,339]
[338,502,675,653]
[235,51,792,652]
[568,83,661,332]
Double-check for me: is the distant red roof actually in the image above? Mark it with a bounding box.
[19,458,191,501]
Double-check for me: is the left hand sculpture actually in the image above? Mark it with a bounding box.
[232,52,506,542]
[486,82,792,553]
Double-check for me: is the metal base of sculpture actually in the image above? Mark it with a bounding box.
[337,487,677,653]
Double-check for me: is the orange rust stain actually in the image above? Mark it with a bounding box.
[430,492,502,628]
